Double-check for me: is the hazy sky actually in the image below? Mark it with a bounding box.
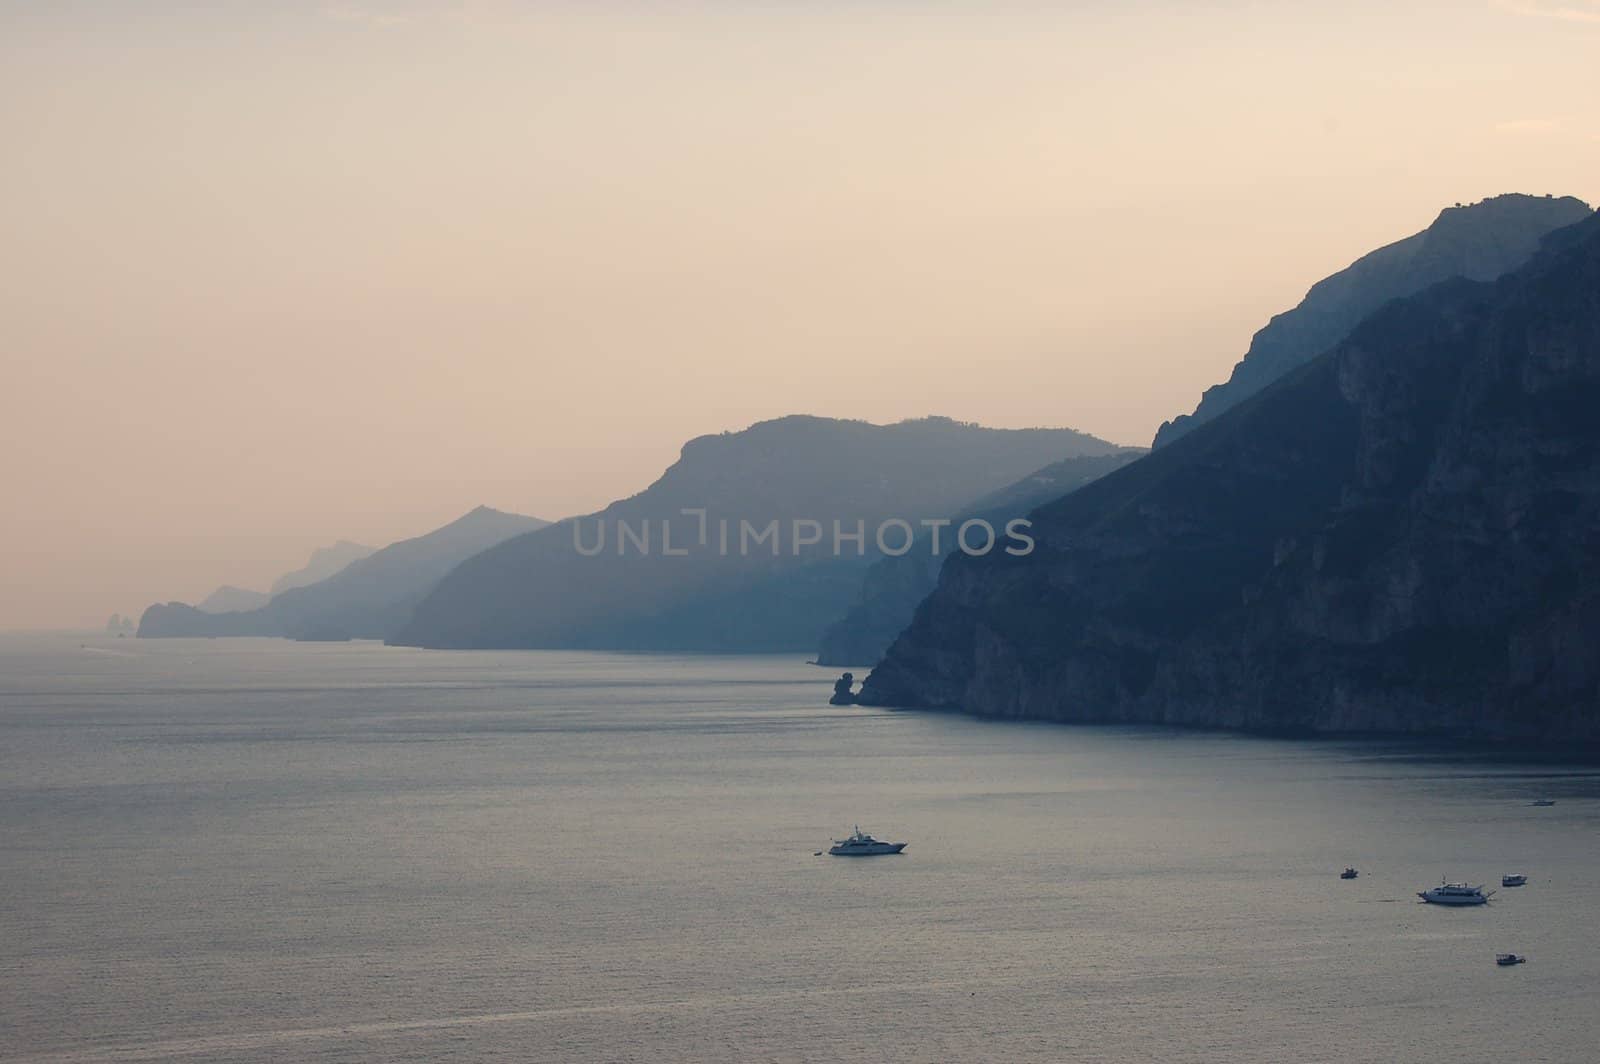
[3,0,1598,629]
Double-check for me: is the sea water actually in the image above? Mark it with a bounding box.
[3,634,1598,1062]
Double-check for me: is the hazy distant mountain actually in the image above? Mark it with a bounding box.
[815,450,1143,665]
[862,209,1600,741]
[138,507,546,640]
[191,541,374,614]
[195,585,271,613]
[392,416,1128,651]
[1153,194,1593,448]
[270,540,375,595]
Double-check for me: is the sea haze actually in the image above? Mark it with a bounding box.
[3,635,1598,1062]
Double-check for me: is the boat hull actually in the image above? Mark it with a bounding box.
[828,843,906,856]
[1418,893,1488,906]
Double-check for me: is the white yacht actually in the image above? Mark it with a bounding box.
[1501,873,1528,887]
[827,826,906,857]
[1418,880,1493,906]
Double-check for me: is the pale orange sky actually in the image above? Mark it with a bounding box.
[2,1,1598,629]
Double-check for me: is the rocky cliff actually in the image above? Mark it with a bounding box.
[815,450,1143,665]
[1153,194,1592,448]
[860,210,1600,741]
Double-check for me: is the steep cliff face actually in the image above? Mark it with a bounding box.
[815,450,1143,666]
[1154,194,1592,448]
[861,212,1600,741]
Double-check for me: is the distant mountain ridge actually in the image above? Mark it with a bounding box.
[392,416,1128,651]
[1154,194,1592,447]
[192,540,376,614]
[195,585,270,613]
[139,507,546,640]
[270,540,375,595]
[861,208,1600,741]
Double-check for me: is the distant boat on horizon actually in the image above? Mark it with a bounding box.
[1340,867,1359,879]
[1531,799,1557,807]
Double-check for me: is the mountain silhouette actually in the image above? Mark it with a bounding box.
[138,507,545,641]
[862,207,1600,741]
[814,449,1143,665]
[392,416,1126,651]
[1154,194,1591,447]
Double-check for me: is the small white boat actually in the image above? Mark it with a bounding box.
[827,826,906,857]
[1501,873,1528,887]
[1496,953,1526,966]
[1418,880,1493,906]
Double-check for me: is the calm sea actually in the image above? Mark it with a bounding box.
[3,633,1598,1062]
